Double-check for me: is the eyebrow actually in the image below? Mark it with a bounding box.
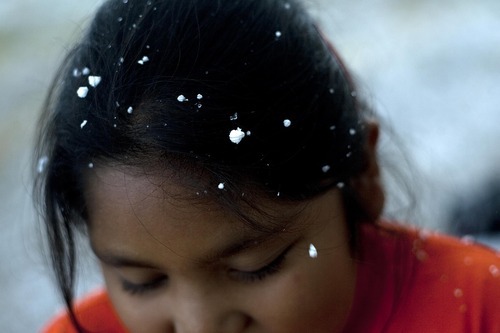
[92,248,159,269]
[204,232,280,262]
[91,232,282,269]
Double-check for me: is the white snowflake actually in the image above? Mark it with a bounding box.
[77,87,89,98]
[309,244,318,258]
[137,56,150,65]
[229,127,245,144]
[88,76,102,87]
[37,156,49,174]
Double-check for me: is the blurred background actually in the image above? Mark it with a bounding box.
[1,0,499,331]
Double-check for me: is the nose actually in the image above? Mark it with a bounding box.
[171,292,251,333]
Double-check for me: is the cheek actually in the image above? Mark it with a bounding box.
[248,274,344,333]
[249,260,354,333]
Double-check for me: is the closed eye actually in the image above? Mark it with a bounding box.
[120,275,168,295]
[229,242,294,283]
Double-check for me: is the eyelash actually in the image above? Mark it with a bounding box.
[230,245,292,283]
[120,245,293,294]
[121,276,168,296]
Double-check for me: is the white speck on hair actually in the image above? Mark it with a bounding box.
[229,127,246,144]
[329,88,335,94]
[197,94,203,100]
[246,131,252,136]
[82,67,90,76]
[322,165,330,173]
[284,3,291,9]
[119,57,125,63]
[88,163,94,169]
[197,103,203,109]
[283,119,291,127]
[146,45,150,49]
[351,91,357,97]
[309,244,318,258]
[37,156,49,174]
[115,101,120,108]
[72,68,81,77]
[177,95,187,102]
[329,125,336,130]
[218,183,225,190]
[277,192,281,197]
[123,0,128,3]
[137,56,149,65]
[127,106,134,114]
[454,288,463,298]
[337,182,345,189]
[88,76,102,87]
[113,124,117,128]
[117,17,123,22]
[80,120,88,129]
[275,31,282,38]
[230,113,238,121]
[349,128,356,135]
[77,87,89,98]
[490,265,500,277]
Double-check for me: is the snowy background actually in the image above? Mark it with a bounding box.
[1,0,499,331]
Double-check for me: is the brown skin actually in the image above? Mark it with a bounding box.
[85,124,382,333]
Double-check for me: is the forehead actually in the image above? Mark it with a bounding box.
[84,167,302,257]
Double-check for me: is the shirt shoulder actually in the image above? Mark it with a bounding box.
[386,223,500,332]
[345,222,500,333]
[41,289,128,333]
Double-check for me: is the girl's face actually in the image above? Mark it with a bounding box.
[86,167,356,333]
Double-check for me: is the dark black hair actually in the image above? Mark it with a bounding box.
[34,0,372,330]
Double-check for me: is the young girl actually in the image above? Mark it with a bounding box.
[35,0,500,332]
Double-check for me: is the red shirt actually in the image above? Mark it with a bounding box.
[42,289,127,333]
[343,223,500,332]
[43,222,500,333]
